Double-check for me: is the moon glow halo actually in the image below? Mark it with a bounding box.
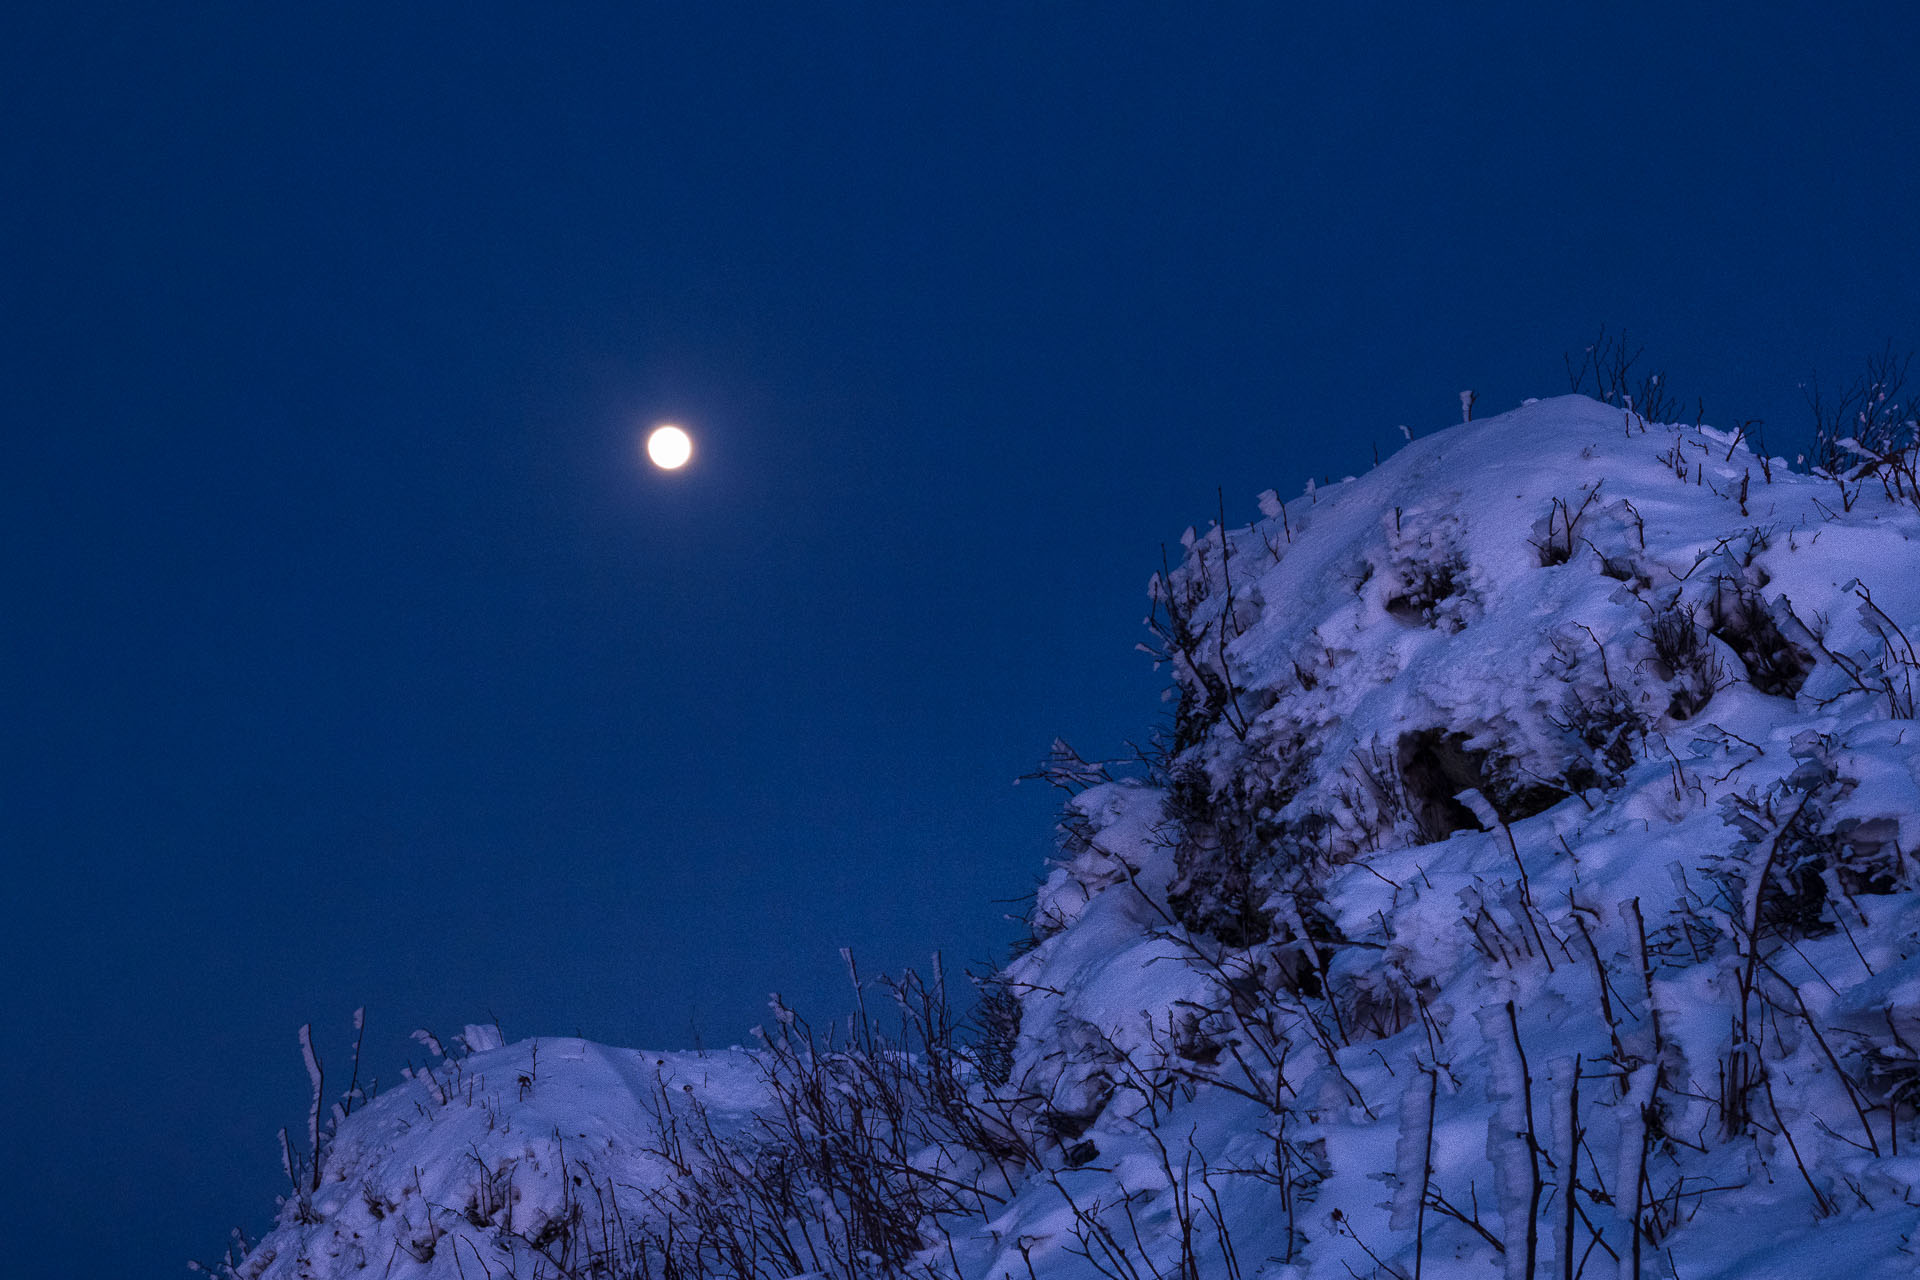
[645,424,693,470]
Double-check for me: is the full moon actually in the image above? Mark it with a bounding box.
[645,424,693,470]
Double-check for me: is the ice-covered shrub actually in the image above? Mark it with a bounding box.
[1382,510,1479,631]
[1709,734,1902,940]
[1165,766,1279,945]
[1808,345,1920,511]
[1564,325,1684,422]
[1331,955,1428,1042]
[1709,577,1816,697]
[1144,520,1264,753]
[1383,549,1471,629]
[967,968,1022,1090]
[1529,484,1602,567]
[633,968,1046,1280]
[1549,681,1646,790]
[1642,600,1724,719]
[1335,740,1451,847]
[1163,728,1321,945]
[1853,1017,1920,1120]
[1262,882,1342,998]
[1331,727,1572,855]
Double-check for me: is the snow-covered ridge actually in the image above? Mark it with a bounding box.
[224,396,1920,1280]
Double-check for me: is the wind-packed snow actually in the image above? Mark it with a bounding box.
[224,396,1920,1279]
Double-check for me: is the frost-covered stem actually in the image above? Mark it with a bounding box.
[1301,1003,1375,1119]
[1413,1067,1438,1280]
[1143,1126,1205,1280]
[1758,958,1880,1156]
[1507,1001,1542,1280]
[1198,1162,1243,1280]
[298,1023,324,1192]
[343,1007,366,1121]
[1826,884,1876,974]
[1213,491,1250,740]
[1612,903,1662,1280]
[1612,893,1663,1280]
[1511,841,1555,975]
[1574,622,1613,690]
[1561,1057,1581,1280]
[1282,892,1348,1046]
[1727,791,1813,1135]
[1854,582,1920,716]
[1216,491,1239,640]
[1426,1187,1506,1255]
[1760,1069,1835,1217]
[1465,787,1556,975]
[1272,1112,1301,1263]
[1615,1069,1654,1280]
[840,947,870,1052]
[1570,911,1625,1092]
[1050,1173,1147,1280]
[1252,520,1282,563]
[1619,899,1663,1069]
[1882,1007,1920,1158]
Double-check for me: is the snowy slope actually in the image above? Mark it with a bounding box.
[222,396,1920,1280]
[1010,396,1920,1280]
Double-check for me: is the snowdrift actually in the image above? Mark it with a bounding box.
[223,396,1920,1280]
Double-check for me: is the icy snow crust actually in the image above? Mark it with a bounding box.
[239,397,1920,1279]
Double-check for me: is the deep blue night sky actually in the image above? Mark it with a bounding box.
[5,4,1919,1274]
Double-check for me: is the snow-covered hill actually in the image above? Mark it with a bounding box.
[216,395,1920,1280]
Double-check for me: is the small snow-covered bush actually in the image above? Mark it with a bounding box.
[1857,1030,1920,1118]
[1809,345,1920,511]
[1709,734,1909,941]
[1564,325,1685,422]
[1383,509,1479,631]
[633,967,1047,1280]
[1383,547,1472,629]
[1709,577,1816,697]
[1529,484,1602,567]
[1163,727,1322,946]
[1642,600,1724,719]
[967,968,1021,1089]
[1144,520,1262,752]
[1165,767,1282,945]
[1549,680,1645,789]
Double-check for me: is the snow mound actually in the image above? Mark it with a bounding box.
[229,1040,765,1279]
[228,396,1920,1280]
